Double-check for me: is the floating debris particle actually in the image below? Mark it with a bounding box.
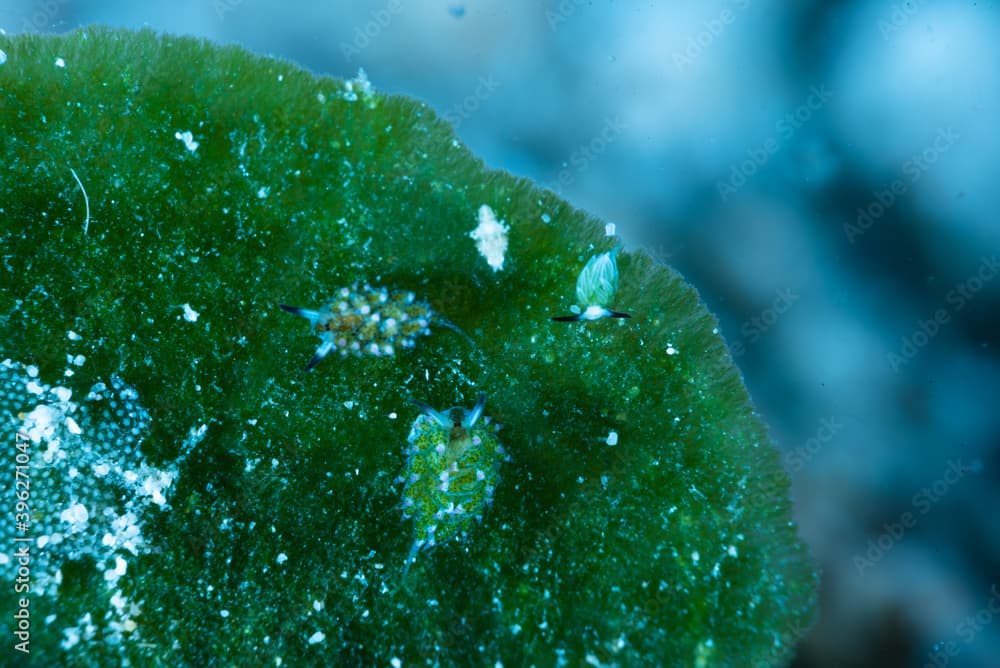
[280,284,435,371]
[400,393,507,575]
[469,204,509,272]
[552,246,631,321]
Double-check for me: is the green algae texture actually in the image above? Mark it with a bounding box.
[0,27,815,667]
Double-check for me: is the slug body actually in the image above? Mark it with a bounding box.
[280,284,434,370]
[400,393,506,574]
[552,246,631,321]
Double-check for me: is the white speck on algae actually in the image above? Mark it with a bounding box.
[175,130,199,152]
[181,303,200,322]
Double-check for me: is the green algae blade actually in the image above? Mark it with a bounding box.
[0,27,815,667]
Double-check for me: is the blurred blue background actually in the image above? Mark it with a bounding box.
[5,1,998,665]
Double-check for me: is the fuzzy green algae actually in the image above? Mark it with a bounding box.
[0,28,815,666]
